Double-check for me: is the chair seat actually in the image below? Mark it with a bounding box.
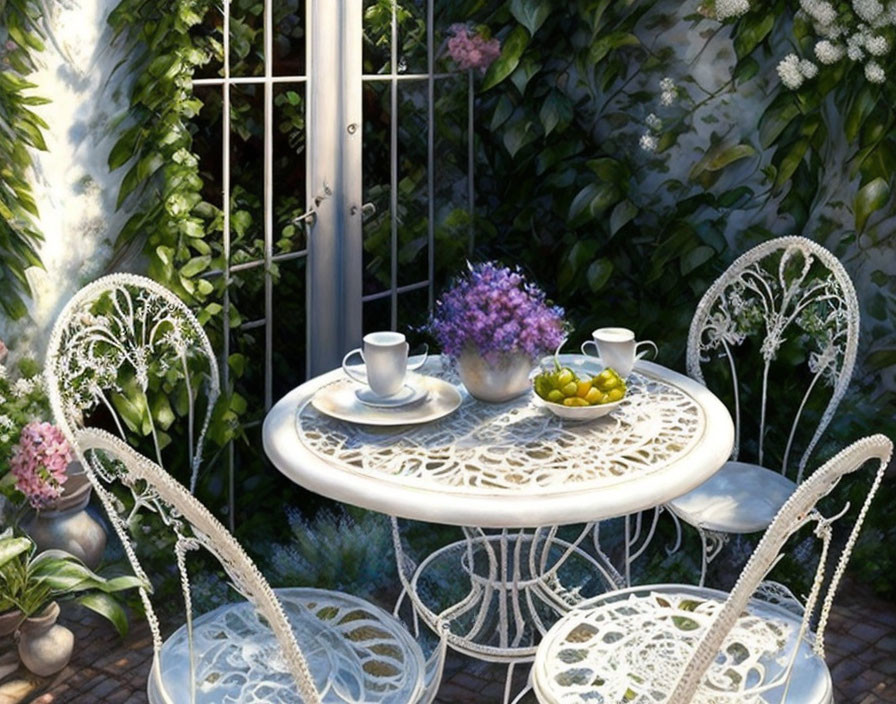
[148,587,426,704]
[667,461,797,534]
[532,584,832,704]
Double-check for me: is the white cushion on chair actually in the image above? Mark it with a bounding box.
[667,461,796,534]
[148,587,426,704]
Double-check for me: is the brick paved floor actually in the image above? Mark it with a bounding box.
[1,576,893,703]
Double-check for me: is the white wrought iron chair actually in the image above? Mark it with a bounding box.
[530,433,891,703]
[75,427,447,704]
[45,273,220,496]
[666,236,860,584]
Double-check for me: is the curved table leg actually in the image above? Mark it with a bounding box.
[391,518,618,665]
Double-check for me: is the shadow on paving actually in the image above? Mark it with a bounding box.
[1,576,893,703]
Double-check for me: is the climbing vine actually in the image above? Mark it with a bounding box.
[0,0,48,320]
[18,0,890,590]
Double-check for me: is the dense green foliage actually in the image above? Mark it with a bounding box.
[101,0,896,597]
[462,0,896,593]
[2,0,893,597]
[0,0,47,319]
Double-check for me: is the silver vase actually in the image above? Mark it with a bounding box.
[456,350,534,403]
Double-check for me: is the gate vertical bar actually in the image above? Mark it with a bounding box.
[307,0,363,376]
[389,2,399,331]
[426,0,434,309]
[467,69,475,254]
[263,0,274,410]
[222,0,234,530]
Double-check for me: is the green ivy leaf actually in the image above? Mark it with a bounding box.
[759,99,800,149]
[503,118,537,157]
[845,86,877,144]
[586,258,613,292]
[539,91,573,137]
[588,32,639,65]
[610,199,637,236]
[733,57,759,83]
[775,139,810,188]
[490,94,514,131]
[180,255,211,278]
[680,245,714,275]
[509,0,551,36]
[481,26,530,92]
[733,13,774,58]
[854,177,889,232]
[689,143,756,180]
[108,125,141,171]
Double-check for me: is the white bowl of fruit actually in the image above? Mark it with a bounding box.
[532,360,626,420]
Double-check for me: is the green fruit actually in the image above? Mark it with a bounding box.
[556,368,575,387]
[533,374,552,399]
[561,381,578,397]
[563,397,589,407]
[547,389,564,403]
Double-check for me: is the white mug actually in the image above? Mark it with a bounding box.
[580,327,657,378]
[342,332,427,398]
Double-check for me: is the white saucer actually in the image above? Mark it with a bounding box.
[310,375,463,426]
[355,384,429,408]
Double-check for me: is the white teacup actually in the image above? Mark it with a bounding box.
[580,327,657,378]
[342,332,427,398]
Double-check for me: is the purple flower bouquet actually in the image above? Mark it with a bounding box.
[430,262,566,401]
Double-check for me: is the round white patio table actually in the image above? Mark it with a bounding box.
[263,354,734,696]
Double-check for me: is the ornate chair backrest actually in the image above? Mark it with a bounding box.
[687,236,860,483]
[45,274,220,493]
[74,427,322,704]
[668,434,892,702]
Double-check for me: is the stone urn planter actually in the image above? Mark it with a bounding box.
[0,608,25,637]
[23,463,107,569]
[456,350,534,403]
[17,602,74,676]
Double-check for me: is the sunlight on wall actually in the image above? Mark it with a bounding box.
[0,0,140,360]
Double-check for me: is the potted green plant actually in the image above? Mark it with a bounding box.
[0,528,144,676]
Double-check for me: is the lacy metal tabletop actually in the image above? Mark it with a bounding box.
[263,355,734,696]
[263,356,734,529]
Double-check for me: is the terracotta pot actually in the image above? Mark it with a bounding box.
[24,463,107,569]
[0,608,25,637]
[457,350,534,403]
[17,602,74,676]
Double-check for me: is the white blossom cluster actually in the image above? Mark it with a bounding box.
[659,77,677,106]
[715,0,751,20]
[779,0,895,87]
[640,113,664,152]
[12,376,36,398]
[777,53,820,88]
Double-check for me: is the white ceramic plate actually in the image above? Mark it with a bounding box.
[355,383,429,408]
[310,374,463,426]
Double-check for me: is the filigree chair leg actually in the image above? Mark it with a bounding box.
[666,507,684,556]
[591,521,627,589]
[503,661,517,704]
[697,526,730,587]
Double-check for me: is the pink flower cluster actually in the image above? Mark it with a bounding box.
[0,338,7,363]
[446,24,501,73]
[10,422,72,510]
